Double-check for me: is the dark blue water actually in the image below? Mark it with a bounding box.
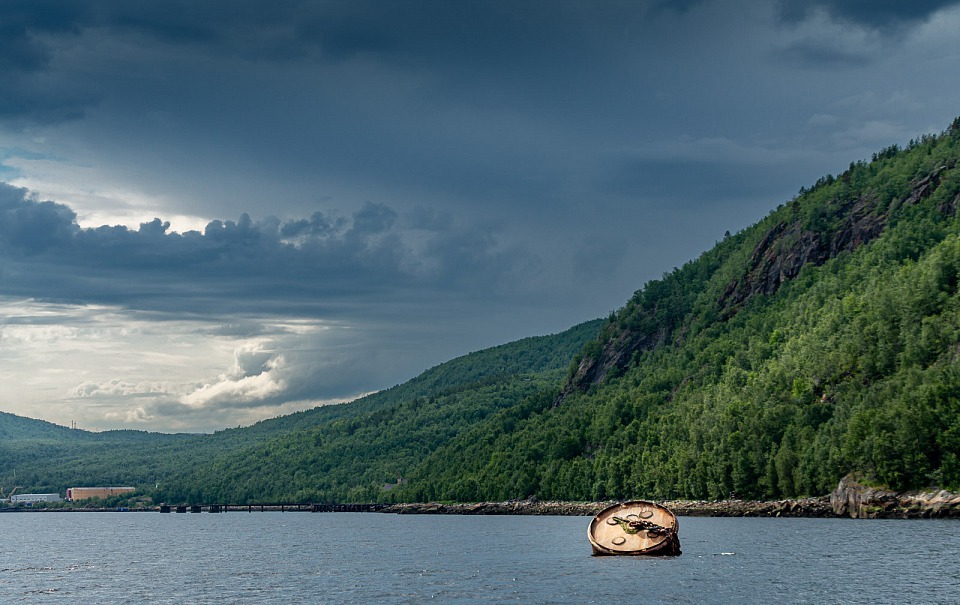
[2,513,958,604]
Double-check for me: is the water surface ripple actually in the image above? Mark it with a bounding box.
[2,513,958,603]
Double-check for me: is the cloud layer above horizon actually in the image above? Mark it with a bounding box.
[2,0,960,431]
[0,182,542,431]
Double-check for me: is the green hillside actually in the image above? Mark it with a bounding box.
[394,118,960,503]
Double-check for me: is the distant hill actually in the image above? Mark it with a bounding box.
[0,412,76,441]
[0,319,601,499]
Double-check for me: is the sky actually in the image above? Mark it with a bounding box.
[2,0,960,433]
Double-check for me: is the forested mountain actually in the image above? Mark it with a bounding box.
[5,118,960,506]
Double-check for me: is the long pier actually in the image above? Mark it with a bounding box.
[158,503,387,513]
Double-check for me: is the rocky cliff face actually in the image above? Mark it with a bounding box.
[557,163,957,405]
[554,320,667,406]
[721,164,957,316]
[830,475,960,519]
[718,195,883,315]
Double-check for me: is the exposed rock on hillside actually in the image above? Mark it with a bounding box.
[830,475,960,519]
[720,194,883,315]
[554,322,666,406]
[720,163,955,317]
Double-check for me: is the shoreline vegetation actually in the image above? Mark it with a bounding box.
[5,479,959,519]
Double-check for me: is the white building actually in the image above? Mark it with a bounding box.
[10,493,62,503]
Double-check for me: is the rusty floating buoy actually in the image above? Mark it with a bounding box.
[588,500,681,556]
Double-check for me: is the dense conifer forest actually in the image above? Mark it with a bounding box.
[4,117,960,506]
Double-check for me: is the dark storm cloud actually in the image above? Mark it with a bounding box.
[0,183,78,253]
[776,40,872,69]
[600,156,799,207]
[0,0,650,122]
[0,182,528,316]
[0,0,820,233]
[0,1,93,121]
[0,0,657,227]
[0,0,86,70]
[778,0,960,29]
[2,0,953,290]
[770,1,960,71]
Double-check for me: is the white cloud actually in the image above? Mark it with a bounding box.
[0,296,413,431]
[0,298,242,430]
[180,346,288,408]
[103,406,156,424]
[70,379,177,398]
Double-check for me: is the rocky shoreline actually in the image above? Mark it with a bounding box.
[829,475,960,519]
[382,477,960,519]
[379,497,835,517]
